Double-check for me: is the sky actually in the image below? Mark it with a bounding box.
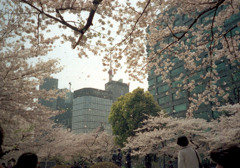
[48,40,148,92]
[42,2,149,93]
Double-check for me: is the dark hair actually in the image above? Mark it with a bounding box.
[210,145,240,168]
[177,136,189,147]
[15,152,38,168]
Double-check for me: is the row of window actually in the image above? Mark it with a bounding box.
[158,91,187,104]
[73,96,112,105]
[163,103,187,113]
[72,121,109,130]
[72,118,108,127]
[73,103,112,111]
[72,109,110,118]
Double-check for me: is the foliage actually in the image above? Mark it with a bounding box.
[1,0,240,162]
[109,88,161,146]
[124,103,240,159]
[90,162,119,168]
[0,1,115,161]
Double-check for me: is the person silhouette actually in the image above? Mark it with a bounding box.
[13,152,38,168]
[177,136,201,168]
[210,145,240,168]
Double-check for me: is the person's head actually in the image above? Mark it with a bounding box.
[210,145,240,168]
[177,136,189,147]
[15,152,38,168]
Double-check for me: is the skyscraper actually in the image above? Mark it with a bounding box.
[147,8,240,120]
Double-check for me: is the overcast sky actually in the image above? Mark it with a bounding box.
[47,40,148,92]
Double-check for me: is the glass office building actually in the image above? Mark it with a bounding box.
[72,88,113,134]
[148,8,240,120]
[72,80,129,134]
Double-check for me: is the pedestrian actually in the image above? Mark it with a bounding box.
[168,161,174,168]
[7,160,12,168]
[112,150,118,165]
[177,136,201,168]
[210,145,240,168]
[13,152,38,168]
[126,148,131,168]
[117,149,122,167]
[1,163,6,168]
[144,154,152,168]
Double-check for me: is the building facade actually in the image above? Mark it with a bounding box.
[72,80,129,134]
[147,8,240,120]
[39,78,73,129]
[72,88,113,133]
[39,78,58,109]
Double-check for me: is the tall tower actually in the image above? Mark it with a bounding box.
[108,55,113,82]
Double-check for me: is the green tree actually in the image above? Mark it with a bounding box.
[109,88,161,147]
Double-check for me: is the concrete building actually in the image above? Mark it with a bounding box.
[72,80,129,134]
[147,8,240,120]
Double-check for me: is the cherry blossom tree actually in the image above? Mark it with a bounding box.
[123,111,214,159]
[206,103,240,149]
[124,103,240,159]
[11,0,240,116]
[0,1,115,162]
[2,0,239,162]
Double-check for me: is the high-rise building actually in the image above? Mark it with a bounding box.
[147,8,240,120]
[72,80,129,134]
[39,78,73,129]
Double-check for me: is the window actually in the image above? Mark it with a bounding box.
[173,91,186,100]
[171,66,185,76]
[189,71,203,81]
[174,18,181,27]
[172,80,183,88]
[164,108,171,113]
[193,85,204,93]
[149,89,156,96]
[174,103,187,112]
[217,76,230,86]
[216,62,226,72]
[157,84,169,93]
[148,78,155,86]
[149,68,155,76]
[157,76,162,83]
[233,71,240,82]
[158,96,170,104]
[172,57,179,63]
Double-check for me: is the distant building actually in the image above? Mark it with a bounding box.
[39,78,73,129]
[39,78,58,109]
[72,80,129,134]
[105,79,130,101]
[55,89,73,130]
